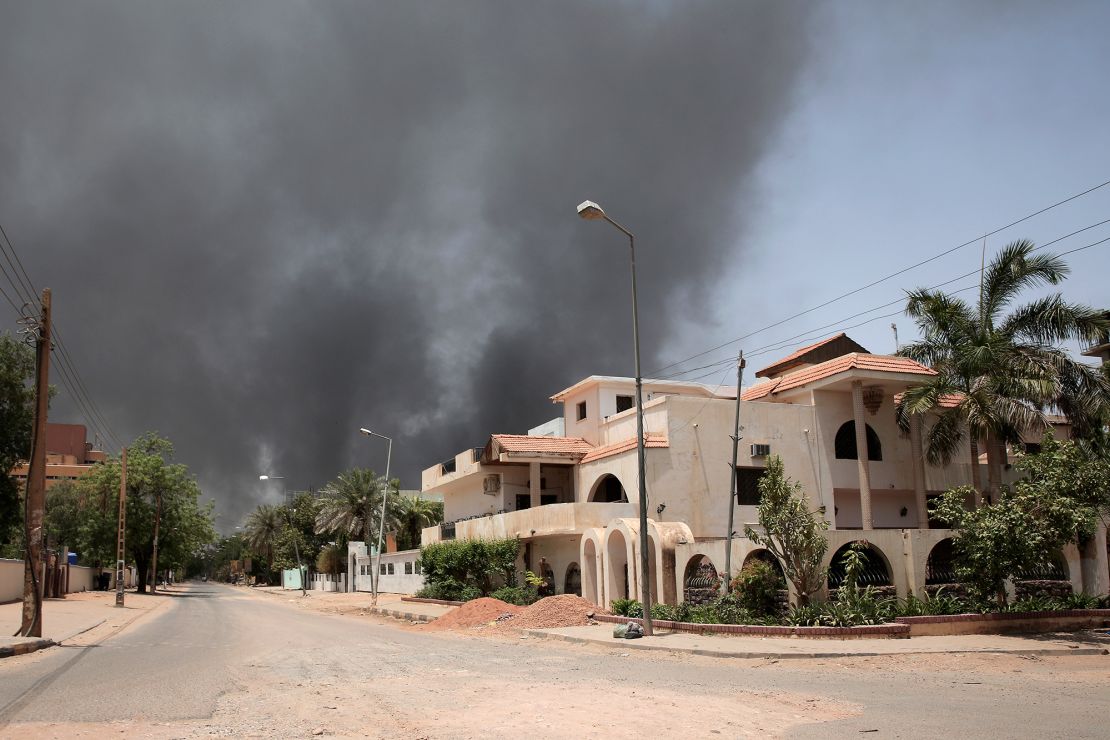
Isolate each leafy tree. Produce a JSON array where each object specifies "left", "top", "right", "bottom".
[
  {"left": 316, "top": 543, "right": 345, "bottom": 575},
  {"left": 932, "top": 435, "right": 1109, "bottom": 606},
  {"left": 393, "top": 494, "right": 443, "bottom": 551},
  {"left": 270, "top": 492, "right": 327, "bottom": 573},
  {"left": 244, "top": 504, "right": 284, "bottom": 582},
  {"left": 898, "top": 240, "right": 1110, "bottom": 503},
  {"left": 0, "top": 333, "right": 35, "bottom": 555},
  {"left": 315, "top": 468, "right": 398, "bottom": 549},
  {"left": 744, "top": 456, "right": 828, "bottom": 606},
  {"left": 121, "top": 434, "right": 215, "bottom": 591}
]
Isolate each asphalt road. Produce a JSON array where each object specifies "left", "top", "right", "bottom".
[{"left": 1, "top": 583, "right": 1107, "bottom": 738}]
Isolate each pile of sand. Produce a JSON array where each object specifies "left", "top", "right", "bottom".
[
  {"left": 497, "top": 594, "right": 607, "bottom": 631},
  {"left": 425, "top": 597, "right": 522, "bottom": 630}
]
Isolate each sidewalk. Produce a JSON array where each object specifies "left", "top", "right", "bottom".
[
  {"left": 250, "top": 586, "right": 455, "bottom": 622},
  {"left": 524, "top": 622, "right": 1110, "bottom": 659},
  {"left": 0, "top": 588, "right": 171, "bottom": 658}
]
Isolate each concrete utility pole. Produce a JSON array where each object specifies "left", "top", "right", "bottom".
[
  {"left": 723, "top": 351, "right": 745, "bottom": 594},
  {"left": 116, "top": 448, "right": 128, "bottom": 607},
  {"left": 20, "top": 288, "right": 51, "bottom": 638}
]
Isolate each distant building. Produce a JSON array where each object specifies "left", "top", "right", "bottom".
[{"left": 11, "top": 423, "right": 107, "bottom": 490}]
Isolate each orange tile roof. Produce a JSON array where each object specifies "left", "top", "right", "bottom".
[
  {"left": 893, "top": 391, "right": 963, "bottom": 409},
  {"left": 742, "top": 354, "right": 935, "bottom": 400},
  {"left": 580, "top": 433, "right": 668, "bottom": 464},
  {"left": 490, "top": 434, "right": 593, "bottom": 456}
]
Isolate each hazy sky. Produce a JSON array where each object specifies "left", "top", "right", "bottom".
[{"left": 2, "top": 1, "right": 1107, "bottom": 530}]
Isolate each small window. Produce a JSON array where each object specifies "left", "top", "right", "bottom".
[
  {"left": 415, "top": 561, "right": 423, "bottom": 575},
  {"left": 540, "top": 494, "right": 557, "bottom": 506},
  {"left": 577, "top": 401, "right": 587, "bottom": 421},
  {"left": 387, "top": 563, "right": 395, "bottom": 575},
  {"left": 379, "top": 563, "right": 386, "bottom": 575},
  {"left": 735, "top": 467, "right": 767, "bottom": 506},
  {"left": 616, "top": 395, "right": 634, "bottom": 413},
  {"left": 404, "top": 562, "right": 413, "bottom": 575}
]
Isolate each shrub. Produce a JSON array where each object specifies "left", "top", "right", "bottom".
[
  {"left": 490, "top": 585, "right": 540, "bottom": 606},
  {"left": 610, "top": 598, "right": 642, "bottom": 618},
  {"left": 730, "top": 560, "right": 784, "bottom": 616},
  {"left": 417, "top": 537, "right": 520, "bottom": 600},
  {"left": 897, "top": 589, "right": 971, "bottom": 617}
]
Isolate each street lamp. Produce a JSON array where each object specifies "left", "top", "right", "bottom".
[
  {"left": 258, "top": 474, "right": 306, "bottom": 596},
  {"left": 359, "top": 427, "right": 393, "bottom": 606},
  {"left": 577, "top": 199, "right": 653, "bottom": 636}
]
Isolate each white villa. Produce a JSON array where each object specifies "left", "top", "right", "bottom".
[{"left": 414, "top": 333, "right": 1110, "bottom": 607}]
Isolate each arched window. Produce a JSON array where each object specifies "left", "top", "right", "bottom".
[{"left": 834, "top": 421, "right": 882, "bottom": 461}]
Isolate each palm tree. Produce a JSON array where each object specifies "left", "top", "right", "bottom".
[
  {"left": 244, "top": 504, "right": 284, "bottom": 582},
  {"left": 393, "top": 495, "right": 444, "bottom": 550},
  {"left": 898, "top": 240, "right": 1110, "bottom": 504},
  {"left": 314, "top": 468, "right": 398, "bottom": 547}
]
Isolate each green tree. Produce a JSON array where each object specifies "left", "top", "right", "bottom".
[
  {"left": 393, "top": 495, "right": 443, "bottom": 551},
  {"left": 898, "top": 240, "right": 1110, "bottom": 503},
  {"left": 316, "top": 543, "right": 345, "bottom": 576},
  {"left": 270, "top": 492, "right": 327, "bottom": 573},
  {"left": 244, "top": 504, "right": 284, "bottom": 582},
  {"left": 314, "top": 468, "right": 398, "bottom": 549},
  {"left": 0, "top": 333, "right": 36, "bottom": 555},
  {"left": 744, "top": 456, "right": 828, "bottom": 606},
  {"left": 932, "top": 435, "right": 1109, "bottom": 606}
]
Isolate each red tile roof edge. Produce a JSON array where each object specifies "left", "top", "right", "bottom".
[
  {"left": 743, "top": 353, "right": 935, "bottom": 400},
  {"left": 754, "top": 333, "right": 848, "bottom": 377},
  {"left": 580, "top": 433, "right": 668, "bottom": 464}
]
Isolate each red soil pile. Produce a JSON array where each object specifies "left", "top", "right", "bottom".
[
  {"left": 425, "top": 597, "right": 522, "bottom": 631},
  {"left": 499, "top": 594, "right": 608, "bottom": 631}
]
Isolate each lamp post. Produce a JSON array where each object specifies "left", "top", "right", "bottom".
[
  {"left": 577, "top": 199, "right": 653, "bottom": 636},
  {"left": 259, "top": 475, "right": 305, "bottom": 596},
  {"left": 359, "top": 427, "right": 393, "bottom": 606}
]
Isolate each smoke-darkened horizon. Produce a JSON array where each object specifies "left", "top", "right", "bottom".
[{"left": 0, "top": 1, "right": 817, "bottom": 527}]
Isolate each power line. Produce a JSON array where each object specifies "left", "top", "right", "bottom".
[
  {"left": 652, "top": 229, "right": 1110, "bottom": 381},
  {"left": 648, "top": 178, "right": 1110, "bottom": 378},
  {"left": 0, "top": 220, "right": 126, "bottom": 450}
]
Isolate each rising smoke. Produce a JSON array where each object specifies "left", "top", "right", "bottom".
[{"left": 0, "top": 1, "right": 816, "bottom": 527}]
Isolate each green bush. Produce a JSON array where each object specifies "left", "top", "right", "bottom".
[
  {"left": 610, "top": 598, "right": 642, "bottom": 618},
  {"left": 730, "top": 560, "right": 784, "bottom": 616},
  {"left": 490, "top": 585, "right": 539, "bottom": 606},
  {"left": 417, "top": 537, "right": 520, "bottom": 601},
  {"left": 897, "top": 590, "right": 971, "bottom": 617}
]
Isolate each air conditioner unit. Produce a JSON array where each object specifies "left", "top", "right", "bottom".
[
  {"left": 482, "top": 475, "right": 501, "bottom": 495},
  {"left": 750, "top": 443, "right": 770, "bottom": 457}
]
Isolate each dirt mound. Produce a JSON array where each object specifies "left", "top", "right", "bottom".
[
  {"left": 425, "top": 597, "right": 522, "bottom": 631},
  {"left": 503, "top": 594, "right": 607, "bottom": 631}
]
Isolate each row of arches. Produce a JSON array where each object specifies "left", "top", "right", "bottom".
[{"left": 681, "top": 539, "right": 1075, "bottom": 602}]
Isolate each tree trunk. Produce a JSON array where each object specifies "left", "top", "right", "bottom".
[
  {"left": 969, "top": 435, "right": 983, "bottom": 507},
  {"left": 985, "top": 434, "right": 1004, "bottom": 505},
  {"left": 135, "top": 552, "right": 150, "bottom": 593}
]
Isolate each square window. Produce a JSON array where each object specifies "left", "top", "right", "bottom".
[
  {"left": 577, "top": 401, "right": 587, "bottom": 421},
  {"left": 379, "top": 563, "right": 386, "bottom": 575},
  {"left": 405, "top": 562, "right": 413, "bottom": 575},
  {"left": 735, "top": 467, "right": 767, "bottom": 506},
  {"left": 616, "top": 395, "right": 634, "bottom": 413},
  {"left": 387, "top": 563, "right": 395, "bottom": 575}
]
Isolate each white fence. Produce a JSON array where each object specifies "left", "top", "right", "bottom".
[
  {"left": 310, "top": 573, "right": 347, "bottom": 592},
  {"left": 0, "top": 558, "right": 135, "bottom": 603}
]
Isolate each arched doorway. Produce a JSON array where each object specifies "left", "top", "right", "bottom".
[
  {"left": 742, "top": 549, "right": 786, "bottom": 584},
  {"left": 582, "top": 538, "right": 600, "bottom": 604},
  {"left": 682, "top": 555, "right": 719, "bottom": 605},
  {"left": 827, "top": 542, "right": 892, "bottom": 591},
  {"left": 1015, "top": 550, "right": 1074, "bottom": 600},
  {"left": 565, "top": 562, "right": 582, "bottom": 597},
  {"left": 606, "top": 530, "right": 630, "bottom": 603},
  {"left": 925, "top": 538, "right": 957, "bottom": 588},
  {"left": 590, "top": 474, "right": 628, "bottom": 503}
]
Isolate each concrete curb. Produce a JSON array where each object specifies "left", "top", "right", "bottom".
[
  {"left": 54, "top": 618, "right": 107, "bottom": 644},
  {"left": 0, "top": 638, "right": 55, "bottom": 659},
  {"left": 369, "top": 607, "right": 436, "bottom": 623},
  {"left": 520, "top": 629, "right": 1110, "bottom": 660}
]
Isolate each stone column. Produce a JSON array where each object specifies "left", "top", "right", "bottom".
[
  {"left": 909, "top": 414, "right": 929, "bottom": 528},
  {"left": 851, "top": 381, "right": 874, "bottom": 529},
  {"left": 529, "top": 462, "right": 541, "bottom": 509}
]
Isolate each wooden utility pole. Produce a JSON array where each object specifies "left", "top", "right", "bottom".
[
  {"left": 20, "top": 288, "right": 50, "bottom": 637},
  {"left": 115, "top": 448, "right": 128, "bottom": 607}
]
